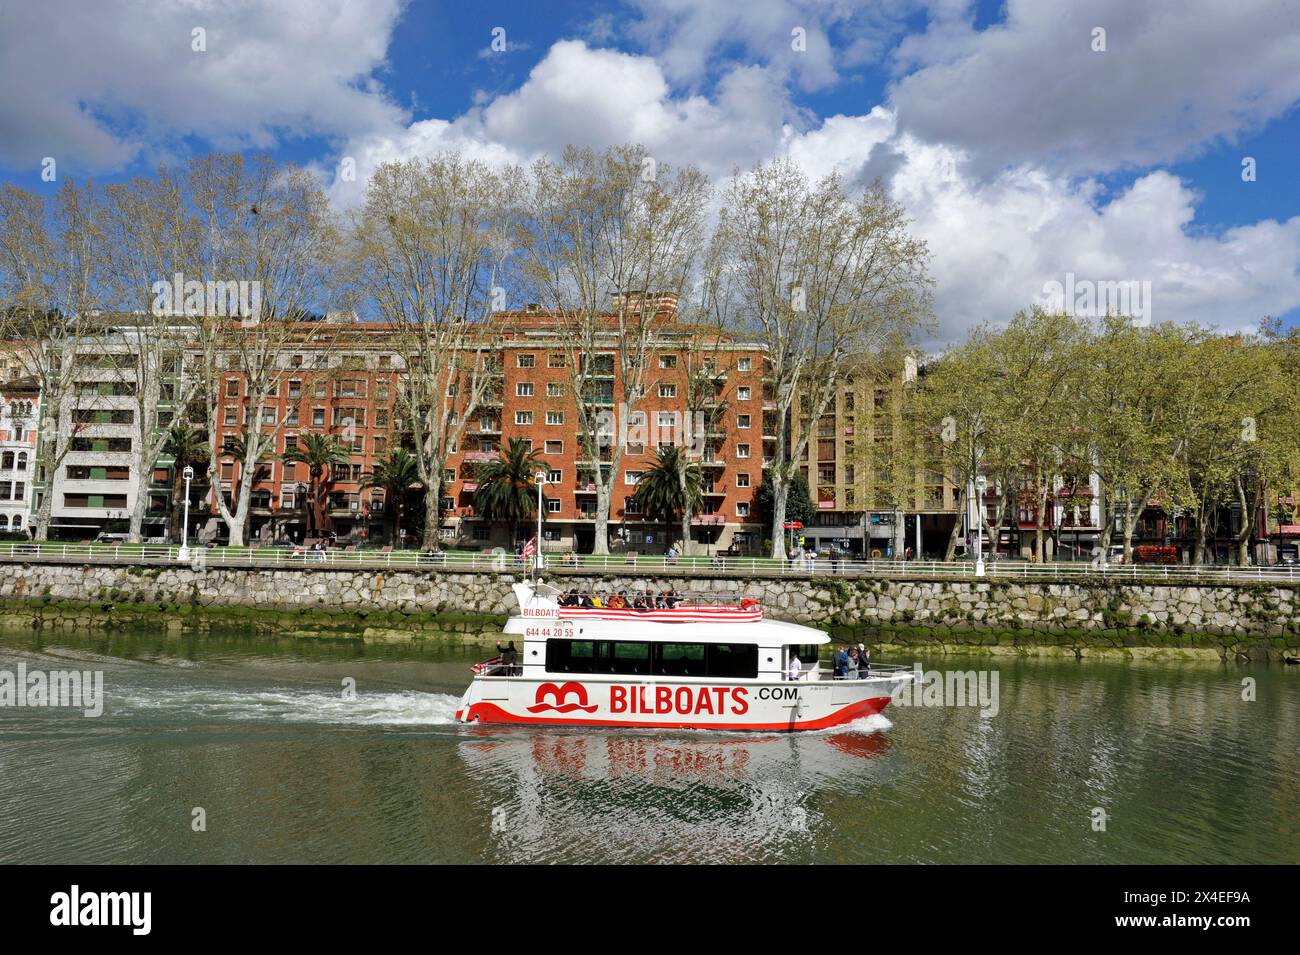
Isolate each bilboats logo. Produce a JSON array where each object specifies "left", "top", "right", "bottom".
[{"left": 528, "top": 681, "right": 597, "bottom": 714}]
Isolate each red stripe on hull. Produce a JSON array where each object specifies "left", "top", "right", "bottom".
[{"left": 459, "top": 696, "right": 892, "bottom": 732}]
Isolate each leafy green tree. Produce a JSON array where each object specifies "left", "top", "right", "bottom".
[
  {"left": 161, "top": 420, "right": 209, "bottom": 544},
  {"left": 360, "top": 447, "right": 423, "bottom": 546},
  {"left": 633, "top": 445, "right": 702, "bottom": 552},
  {"left": 474, "top": 438, "right": 545, "bottom": 547},
  {"left": 282, "top": 433, "right": 351, "bottom": 539}
]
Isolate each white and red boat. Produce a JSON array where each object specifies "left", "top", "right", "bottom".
[{"left": 455, "top": 581, "right": 914, "bottom": 731}]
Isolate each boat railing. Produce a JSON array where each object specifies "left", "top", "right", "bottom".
[{"left": 797, "top": 662, "right": 913, "bottom": 681}]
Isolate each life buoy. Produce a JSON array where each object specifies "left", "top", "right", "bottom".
[{"left": 870, "top": 548, "right": 882, "bottom": 559}]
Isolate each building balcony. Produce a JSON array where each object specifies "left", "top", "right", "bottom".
[{"left": 702, "top": 485, "right": 727, "bottom": 496}]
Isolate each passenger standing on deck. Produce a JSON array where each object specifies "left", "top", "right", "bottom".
[
  {"left": 833, "top": 645, "right": 848, "bottom": 678},
  {"left": 787, "top": 653, "right": 802, "bottom": 681},
  {"left": 844, "top": 647, "right": 859, "bottom": 680},
  {"left": 858, "top": 643, "right": 870, "bottom": 676},
  {"left": 496, "top": 641, "right": 518, "bottom": 676}
]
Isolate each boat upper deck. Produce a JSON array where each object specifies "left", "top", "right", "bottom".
[{"left": 505, "top": 582, "right": 829, "bottom": 645}]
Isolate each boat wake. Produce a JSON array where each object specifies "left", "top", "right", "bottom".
[{"left": 112, "top": 686, "right": 464, "bottom": 726}]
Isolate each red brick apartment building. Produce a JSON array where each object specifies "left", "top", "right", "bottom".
[{"left": 205, "top": 297, "right": 768, "bottom": 553}]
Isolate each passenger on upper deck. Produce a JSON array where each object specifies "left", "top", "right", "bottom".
[{"left": 496, "top": 641, "right": 518, "bottom": 676}]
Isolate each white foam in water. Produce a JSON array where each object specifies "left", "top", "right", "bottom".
[
  {"left": 827, "top": 713, "right": 894, "bottom": 735},
  {"left": 115, "top": 687, "right": 463, "bottom": 725}
]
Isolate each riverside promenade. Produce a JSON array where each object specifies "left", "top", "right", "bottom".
[{"left": 0, "top": 543, "right": 1297, "bottom": 659}]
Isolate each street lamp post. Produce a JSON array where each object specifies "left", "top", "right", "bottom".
[
  {"left": 974, "top": 475, "right": 987, "bottom": 577},
  {"left": 177, "top": 465, "right": 194, "bottom": 560},
  {"left": 535, "top": 470, "right": 546, "bottom": 574}
]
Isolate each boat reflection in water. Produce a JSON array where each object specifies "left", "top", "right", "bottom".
[{"left": 457, "top": 720, "right": 895, "bottom": 863}]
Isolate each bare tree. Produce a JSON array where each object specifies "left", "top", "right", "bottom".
[
  {"left": 98, "top": 166, "right": 205, "bottom": 542},
  {"left": 187, "top": 155, "right": 340, "bottom": 546},
  {"left": 713, "top": 161, "right": 932, "bottom": 558},
  {"left": 518, "top": 145, "right": 709, "bottom": 555},
  {"left": 343, "top": 154, "right": 511, "bottom": 550},
  {"left": 0, "top": 181, "right": 111, "bottom": 541}
]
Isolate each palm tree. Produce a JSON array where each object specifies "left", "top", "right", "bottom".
[
  {"left": 281, "top": 433, "right": 351, "bottom": 539},
  {"left": 360, "top": 448, "right": 423, "bottom": 546},
  {"left": 474, "top": 438, "right": 545, "bottom": 548},
  {"left": 633, "top": 445, "right": 703, "bottom": 553},
  {"left": 162, "top": 421, "right": 209, "bottom": 544}
]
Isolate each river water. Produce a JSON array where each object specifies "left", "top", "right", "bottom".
[{"left": 0, "top": 622, "right": 1296, "bottom": 864}]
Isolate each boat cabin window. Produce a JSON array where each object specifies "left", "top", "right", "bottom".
[
  {"left": 545, "top": 639, "right": 757, "bottom": 679},
  {"left": 787, "top": 644, "right": 820, "bottom": 665},
  {"left": 610, "top": 642, "right": 652, "bottom": 674},
  {"left": 705, "top": 644, "right": 758, "bottom": 678},
  {"left": 656, "top": 643, "right": 705, "bottom": 677}
]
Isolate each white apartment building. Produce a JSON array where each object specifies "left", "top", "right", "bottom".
[{"left": 0, "top": 373, "right": 39, "bottom": 536}]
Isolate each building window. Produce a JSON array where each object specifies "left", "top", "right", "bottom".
[
  {"left": 515, "top": 410, "right": 533, "bottom": 425},
  {"left": 472, "top": 524, "right": 491, "bottom": 541},
  {"left": 314, "top": 381, "right": 327, "bottom": 398},
  {"left": 659, "top": 383, "right": 676, "bottom": 398},
  {"left": 625, "top": 471, "right": 642, "bottom": 485},
  {"left": 547, "top": 469, "right": 561, "bottom": 483},
  {"left": 545, "top": 440, "right": 563, "bottom": 455},
  {"left": 737, "top": 357, "right": 752, "bottom": 372},
  {"left": 223, "top": 407, "right": 237, "bottom": 426},
  {"left": 444, "top": 469, "right": 456, "bottom": 484},
  {"left": 737, "top": 414, "right": 751, "bottom": 429},
  {"left": 736, "top": 473, "right": 750, "bottom": 488},
  {"left": 517, "top": 354, "right": 535, "bottom": 368},
  {"left": 288, "top": 380, "right": 301, "bottom": 399},
  {"left": 312, "top": 408, "right": 325, "bottom": 426},
  {"left": 657, "top": 412, "right": 676, "bottom": 428},
  {"left": 737, "top": 386, "right": 751, "bottom": 401},
  {"left": 546, "top": 382, "right": 564, "bottom": 398},
  {"left": 547, "top": 498, "right": 561, "bottom": 513},
  {"left": 737, "top": 502, "right": 750, "bottom": 518},
  {"left": 516, "top": 382, "right": 534, "bottom": 397},
  {"left": 224, "top": 379, "right": 239, "bottom": 397},
  {"left": 548, "top": 354, "right": 566, "bottom": 368},
  {"left": 546, "top": 410, "right": 564, "bottom": 425},
  {"left": 737, "top": 444, "right": 750, "bottom": 458}
]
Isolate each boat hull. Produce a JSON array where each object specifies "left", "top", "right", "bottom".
[{"left": 455, "top": 675, "right": 907, "bottom": 732}]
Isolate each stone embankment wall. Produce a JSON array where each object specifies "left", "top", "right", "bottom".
[{"left": 0, "top": 559, "right": 1296, "bottom": 658}]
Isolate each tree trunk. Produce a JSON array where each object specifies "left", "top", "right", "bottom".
[
  {"left": 33, "top": 490, "right": 53, "bottom": 542},
  {"left": 1034, "top": 484, "right": 1048, "bottom": 561},
  {"left": 128, "top": 463, "right": 151, "bottom": 543},
  {"left": 1096, "top": 484, "right": 1112, "bottom": 561},
  {"left": 169, "top": 470, "right": 183, "bottom": 543},
  {"left": 420, "top": 479, "right": 441, "bottom": 550},
  {"left": 944, "top": 485, "right": 967, "bottom": 561},
  {"left": 768, "top": 479, "right": 789, "bottom": 559},
  {"left": 1235, "top": 476, "right": 1253, "bottom": 566},
  {"left": 593, "top": 483, "right": 611, "bottom": 556}
]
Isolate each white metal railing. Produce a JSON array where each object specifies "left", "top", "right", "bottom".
[{"left": 0, "top": 542, "right": 1297, "bottom": 583}]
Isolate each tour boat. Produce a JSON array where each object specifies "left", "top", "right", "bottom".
[{"left": 455, "top": 581, "right": 915, "bottom": 731}]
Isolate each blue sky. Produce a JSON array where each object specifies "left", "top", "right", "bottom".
[{"left": 2, "top": 0, "right": 1298, "bottom": 341}]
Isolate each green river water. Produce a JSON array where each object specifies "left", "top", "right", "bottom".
[{"left": 0, "top": 621, "right": 1296, "bottom": 864}]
